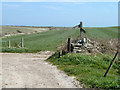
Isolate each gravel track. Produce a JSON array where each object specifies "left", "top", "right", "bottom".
[{"left": 1, "top": 51, "right": 82, "bottom": 88}]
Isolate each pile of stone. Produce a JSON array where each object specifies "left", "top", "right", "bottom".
[{"left": 71, "top": 38, "right": 102, "bottom": 54}]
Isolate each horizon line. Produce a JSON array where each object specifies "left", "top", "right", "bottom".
[{"left": 1, "top": 25, "right": 119, "bottom": 28}]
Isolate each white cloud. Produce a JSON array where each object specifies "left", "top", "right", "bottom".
[{"left": 1, "top": 0, "right": 120, "bottom": 2}]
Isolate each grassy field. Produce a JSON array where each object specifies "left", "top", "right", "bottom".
[
  {"left": 1, "top": 26, "right": 37, "bottom": 35},
  {"left": 47, "top": 53, "right": 120, "bottom": 89},
  {"left": 1, "top": 26, "right": 119, "bottom": 89},
  {"left": 84, "top": 27, "right": 118, "bottom": 39},
  {"left": 1, "top": 28, "right": 79, "bottom": 52},
  {"left": 1, "top": 26, "right": 118, "bottom": 52},
  {"left": 1, "top": 26, "right": 70, "bottom": 36}
]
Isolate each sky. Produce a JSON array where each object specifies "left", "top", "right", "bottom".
[{"left": 2, "top": 2, "right": 118, "bottom": 27}]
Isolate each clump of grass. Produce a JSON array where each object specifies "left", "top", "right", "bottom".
[
  {"left": 1, "top": 47, "right": 29, "bottom": 53},
  {"left": 47, "top": 53, "right": 120, "bottom": 89}
]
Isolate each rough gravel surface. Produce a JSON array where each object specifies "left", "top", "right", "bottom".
[{"left": 1, "top": 51, "right": 82, "bottom": 88}]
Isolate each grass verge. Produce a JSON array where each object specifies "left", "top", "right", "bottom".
[
  {"left": 47, "top": 53, "right": 120, "bottom": 89},
  {"left": 1, "top": 47, "right": 29, "bottom": 53}
]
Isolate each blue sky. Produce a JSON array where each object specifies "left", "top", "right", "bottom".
[{"left": 2, "top": 2, "right": 118, "bottom": 27}]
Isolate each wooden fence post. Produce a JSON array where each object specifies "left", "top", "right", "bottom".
[
  {"left": 80, "top": 21, "right": 82, "bottom": 38},
  {"left": 80, "top": 21, "right": 82, "bottom": 29},
  {"left": 21, "top": 38, "right": 24, "bottom": 48},
  {"left": 67, "top": 38, "right": 71, "bottom": 53},
  {"left": 71, "top": 44, "right": 74, "bottom": 52},
  {"left": 104, "top": 51, "right": 118, "bottom": 77},
  {"left": 58, "top": 52, "right": 61, "bottom": 58},
  {"left": 8, "top": 40, "right": 10, "bottom": 48}
]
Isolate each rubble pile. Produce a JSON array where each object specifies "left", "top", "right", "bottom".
[{"left": 71, "top": 38, "right": 103, "bottom": 54}]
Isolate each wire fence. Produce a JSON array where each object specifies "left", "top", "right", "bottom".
[
  {"left": 1, "top": 33, "right": 47, "bottom": 49},
  {"left": 1, "top": 37, "right": 24, "bottom": 48}
]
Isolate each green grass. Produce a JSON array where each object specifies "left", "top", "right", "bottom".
[
  {"left": 47, "top": 53, "right": 120, "bottom": 89},
  {"left": 0, "top": 47, "right": 28, "bottom": 53},
  {"left": 1, "top": 29, "right": 80, "bottom": 52},
  {"left": 84, "top": 27, "right": 118, "bottom": 39},
  {"left": 1, "top": 26, "right": 118, "bottom": 53}
]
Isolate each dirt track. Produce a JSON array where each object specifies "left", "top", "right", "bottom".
[{"left": 1, "top": 51, "right": 81, "bottom": 88}]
